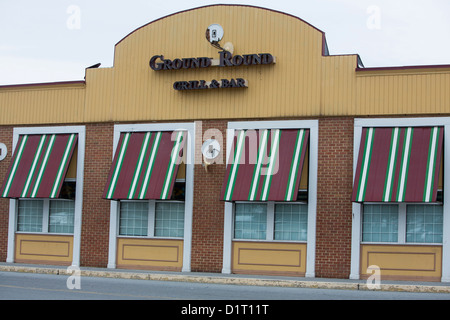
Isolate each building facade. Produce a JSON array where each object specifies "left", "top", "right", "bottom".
[{"left": 0, "top": 4, "right": 449, "bottom": 282}]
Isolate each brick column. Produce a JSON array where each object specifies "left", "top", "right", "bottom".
[
  {"left": 191, "top": 120, "right": 227, "bottom": 272},
  {"left": 80, "top": 123, "right": 114, "bottom": 267},
  {"left": 316, "top": 117, "right": 354, "bottom": 278},
  {"left": 0, "top": 126, "right": 13, "bottom": 262}
]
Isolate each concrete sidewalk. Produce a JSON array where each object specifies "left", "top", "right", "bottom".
[{"left": 1, "top": 262, "right": 450, "bottom": 294}]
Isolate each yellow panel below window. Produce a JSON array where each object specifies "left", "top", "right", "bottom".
[
  {"left": 15, "top": 233, "right": 73, "bottom": 265},
  {"left": 360, "top": 244, "right": 442, "bottom": 282},
  {"left": 232, "top": 241, "right": 306, "bottom": 276},
  {"left": 116, "top": 238, "right": 183, "bottom": 271}
]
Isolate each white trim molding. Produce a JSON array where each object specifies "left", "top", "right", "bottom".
[
  {"left": 6, "top": 125, "right": 86, "bottom": 267},
  {"left": 222, "top": 120, "right": 318, "bottom": 277},
  {"left": 351, "top": 117, "right": 450, "bottom": 282},
  {"left": 106, "top": 122, "right": 195, "bottom": 272}
]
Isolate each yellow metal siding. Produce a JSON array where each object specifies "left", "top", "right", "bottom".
[
  {"left": 84, "top": 68, "right": 114, "bottom": 122},
  {"left": 0, "top": 83, "right": 85, "bottom": 125},
  {"left": 356, "top": 69, "right": 450, "bottom": 116},
  {"left": 321, "top": 55, "right": 357, "bottom": 116},
  {"left": 110, "top": 5, "right": 324, "bottom": 121}
]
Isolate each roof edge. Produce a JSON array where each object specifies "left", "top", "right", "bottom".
[
  {"left": 0, "top": 80, "right": 86, "bottom": 90},
  {"left": 356, "top": 64, "right": 450, "bottom": 73},
  {"left": 114, "top": 4, "right": 329, "bottom": 55}
]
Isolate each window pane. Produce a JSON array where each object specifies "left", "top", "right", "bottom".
[
  {"left": 274, "top": 203, "right": 308, "bottom": 241},
  {"left": 362, "top": 204, "right": 398, "bottom": 242},
  {"left": 155, "top": 202, "right": 185, "bottom": 238},
  {"left": 17, "top": 200, "right": 43, "bottom": 232},
  {"left": 406, "top": 205, "right": 443, "bottom": 243},
  {"left": 119, "top": 202, "right": 148, "bottom": 236},
  {"left": 234, "top": 203, "right": 267, "bottom": 240},
  {"left": 49, "top": 200, "right": 75, "bottom": 233}
]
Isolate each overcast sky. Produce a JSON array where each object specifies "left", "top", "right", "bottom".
[{"left": 1, "top": 0, "right": 449, "bottom": 85}]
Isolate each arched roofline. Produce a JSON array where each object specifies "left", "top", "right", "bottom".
[{"left": 114, "top": 4, "right": 330, "bottom": 56}]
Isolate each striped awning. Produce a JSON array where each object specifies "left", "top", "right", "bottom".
[
  {"left": 352, "top": 126, "right": 443, "bottom": 203},
  {"left": 1, "top": 133, "right": 77, "bottom": 198},
  {"left": 221, "top": 129, "right": 309, "bottom": 201},
  {"left": 103, "top": 131, "right": 185, "bottom": 200}
]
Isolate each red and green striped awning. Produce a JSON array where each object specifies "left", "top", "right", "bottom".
[
  {"left": 221, "top": 129, "right": 309, "bottom": 201},
  {"left": 352, "top": 126, "right": 443, "bottom": 203},
  {"left": 1, "top": 133, "right": 77, "bottom": 198},
  {"left": 103, "top": 131, "right": 185, "bottom": 200}
]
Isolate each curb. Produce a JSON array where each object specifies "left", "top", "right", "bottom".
[{"left": 2, "top": 265, "right": 450, "bottom": 294}]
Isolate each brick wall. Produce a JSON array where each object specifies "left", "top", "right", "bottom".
[
  {"left": 191, "top": 120, "right": 227, "bottom": 272},
  {"left": 0, "top": 118, "right": 357, "bottom": 278},
  {"left": 191, "top": 117, "right": 356, "bottom": 277},
  {"left": 316, "top": 117, "right": 354, "bottom": 278},
  {"left": 0, "top": 123, "right": 114, "bottom": 266},
  {"left": 80, "top": 123, "right": 113, "bottom": 267},
  {"left": 0, "top": 126, "right": 13, "bottom": 262}
]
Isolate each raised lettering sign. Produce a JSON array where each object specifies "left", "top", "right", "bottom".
[
  {"left": 150, "top": 50, "right": 273, "bottom": 92},
  {"left": 173, "top": 78, "right": 248, "bottom": 91},
  {"left": 150, "top": 51, "right": 275, "bottom": 71},
  {"left": 218, "top": 51, "right": 274, "bottom": 67},
  {"left": 150, "top": 55, "right": 212, "bottom": 71}
]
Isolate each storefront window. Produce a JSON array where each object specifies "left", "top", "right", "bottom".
[
  {"left": 406, "top": 204, "right": 443, "bottom": 243},
  {"left": 155, "top": 202, "right": 185, "bottom": 237},
  {"left": 274, "top": 203, "right": 308, "bottom": 241},
  {"left": 118, "top": 201, "right": 185, "bottom": 238},
  {"left": 17, "top": 200, "right": 43, "bottom": 232},
  {"left": 119, "top": 202, "right": 149, "bottom": 236},
  {"left": 49, "top": 200, "right": 75, "bottom": 233},
  {"left": 17, "top": 197, "right": 75, "bottom": 234},
  {"left": 234, "top": 202, "right": 308, "bottom": 241},
  {"left": 234, "top": 203, "right": 267, "bottom": 240},
  {"left": 362, "top": 204, "right": 398, "bottom": 242},
  {"left": 362, "top": 203, "right": 444, "bottom": 244}
]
